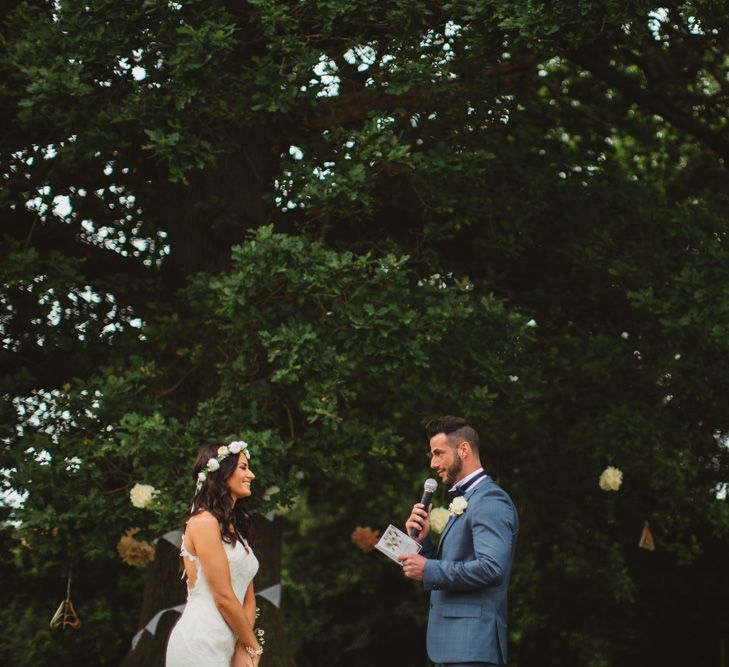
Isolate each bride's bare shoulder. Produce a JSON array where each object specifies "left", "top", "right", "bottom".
[{"left": 187, "top": 511, "right": 219, "bottom": 532}]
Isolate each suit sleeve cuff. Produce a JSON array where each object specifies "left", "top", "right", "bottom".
[{"left": 423, "top": 559, "right": 443, "bottom": 591}]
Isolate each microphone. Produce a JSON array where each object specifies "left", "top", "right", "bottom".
[{"left": 411, "top": 478, "right": 438, "bottom": 538}]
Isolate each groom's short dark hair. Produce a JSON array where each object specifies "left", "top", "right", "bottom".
[{"left": 425, "top": 415, "right": 480, "bottom": 454}]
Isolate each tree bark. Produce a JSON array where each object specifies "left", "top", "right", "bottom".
[
  {"left": 156, "top": 127, "right": 281, "bottom": 281},
  {"left": 253, "top": 515, "right": 295, "bottom": 667}
]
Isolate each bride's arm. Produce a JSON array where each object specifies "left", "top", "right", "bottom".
[
  {"left": 232, "top": 582, "right": 258, "bottom": 666},
  {"left": 189, "top": 513, "right": 262, "bottom": 656},
  {"left": 243, "top": 582, "right": 256, "bottom": 628}
]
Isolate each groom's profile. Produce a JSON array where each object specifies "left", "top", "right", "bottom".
[{"left": 400, "top": 416, "right": 519, "bottom": 667}]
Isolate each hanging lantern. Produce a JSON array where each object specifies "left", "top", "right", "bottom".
[
  {"left": 638, "top": 522, "right": 655, "bottom": 551},
  {"left": 50, "top": 575, "right": 80, "bottom": 629}
]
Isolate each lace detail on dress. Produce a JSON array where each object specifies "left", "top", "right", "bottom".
[
  {"left": 180, "top": 541, "right": 199, "bottom": 564},
  {"left": 179, "top": 538, "right": 200, "bottom": 585}
]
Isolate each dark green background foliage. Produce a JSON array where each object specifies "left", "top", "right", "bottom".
[{"left": 2, "top": 1, "right": 729, "bottom": 666}]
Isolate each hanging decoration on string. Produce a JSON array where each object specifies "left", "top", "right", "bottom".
[
  {"left": 50, "top": 574, "right": 80, "bottom": 629},
  {"left": 638, "top": 521, "right": 655, "bottom": 551}
]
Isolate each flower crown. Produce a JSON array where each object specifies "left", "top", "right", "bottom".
[{"left": 196, "top": 440, "right": 251, "bottom": 491}]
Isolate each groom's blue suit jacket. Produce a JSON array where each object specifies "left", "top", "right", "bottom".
[{"left": 421, "top": 477, "right": 519, "bottom": 665}]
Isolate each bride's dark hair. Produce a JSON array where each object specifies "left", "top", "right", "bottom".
[{"left": 187, "top": 442, "right": 255, "bottom": 547}]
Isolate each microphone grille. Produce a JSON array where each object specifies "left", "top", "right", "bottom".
[{"left": 423, "top": 478, "right": 438, "bottom": 493}]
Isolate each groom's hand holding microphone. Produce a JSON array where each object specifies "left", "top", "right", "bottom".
[{"left": 400, "top": 478, "right": 437, "bottom": 580}]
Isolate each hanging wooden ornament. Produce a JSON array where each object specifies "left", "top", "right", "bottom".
[
  {"left": 50, "top": 575, "right": 80, "bottom": 629},
  {"left": 638, "top": 521, "right": 655, "bottom": 551}
]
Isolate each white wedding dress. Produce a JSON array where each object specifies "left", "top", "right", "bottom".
[{"left": 166, "top": 536, "right": 259, "bottom": 667}]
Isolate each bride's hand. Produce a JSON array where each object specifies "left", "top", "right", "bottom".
[{"left": 231, "top": 644, "right": 253, "bottom": 667}]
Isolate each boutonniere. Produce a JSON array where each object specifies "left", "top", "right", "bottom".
[{"left": 448, "top": 496, "right": 468, "bottom": 516}]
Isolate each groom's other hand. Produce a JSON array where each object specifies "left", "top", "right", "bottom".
[
  {"left": 405, "top": 502, "right": 431, "bottom": 542},
  {"left": 399, "top": 553, "right": 427, "bottom": 580}
]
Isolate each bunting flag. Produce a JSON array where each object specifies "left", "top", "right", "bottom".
[
  {"left": 256, "top": 584, "right": 282, "bottom": 608},
  {"left": 130, "top": 585, "right": 283, "bottom": 650},
  {"left": 50, "top": 576, "right": 80, "bottom": 629},
  {"left": 131, "top": 604, "right": 186, "bottom": 650},
  {"left": 159, "top": 530, "right": 183, "bottom": 547},
  {"left": 638, "top": 522, "right": 656, "bottom": 551}
]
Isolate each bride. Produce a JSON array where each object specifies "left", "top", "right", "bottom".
[{"left": 166, "top": 441, "right": 262, "bottom": 667}]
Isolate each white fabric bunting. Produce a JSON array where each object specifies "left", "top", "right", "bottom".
[
  {"left": 131, "top": 604, "right": 186, "bottom": 650},
  {"left": 159, "top": 530, "right": 183, "bottom": 547},
  {"left": 255, "top": 584, "right": 282, "bottom": 608}
]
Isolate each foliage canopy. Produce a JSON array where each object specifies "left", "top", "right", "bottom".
[{"left": 2, "top": 1, "right": 729, "bottom": 665}]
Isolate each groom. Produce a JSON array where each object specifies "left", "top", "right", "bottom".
[{"left": 401, "top": 416, "right": 519, "bottom": 667}]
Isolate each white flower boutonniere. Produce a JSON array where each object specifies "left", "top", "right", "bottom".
[{"left": 448, "top": 496, "right": 468, "bottom": 516}]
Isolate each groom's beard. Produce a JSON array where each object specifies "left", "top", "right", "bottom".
[{"left": 444, "top": 455, "right": 463, "bottom": 486}]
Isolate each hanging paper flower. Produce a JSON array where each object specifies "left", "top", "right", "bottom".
[
  {"left": 129, "top": 483, "right": 158, "bottom": 508},
  {"left": 599, "top": 466, "right": 623, "bottom": 491},
  {"left": 351, "top": 526, "right": 380, "bottom": 551},
  {"left": 429, "top": 507, "right": 451, "bottom": 534},
  {"left": 117, "top": 528, "right": 156, "bottom": 566}
]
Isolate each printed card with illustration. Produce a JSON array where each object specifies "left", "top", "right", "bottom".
[{"left": 375, "top": 524, "right": 422, "bottom": 564}]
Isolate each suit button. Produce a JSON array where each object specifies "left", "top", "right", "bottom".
[{"left": 429, "top": 603, "right": 433, "bottom": 609}]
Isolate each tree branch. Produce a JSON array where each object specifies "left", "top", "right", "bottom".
[
  {"left": 568, "top": 47, "right": 729, "bottom": 167},
  {"left": 306, "top": 57, "right": 537, "bottom": 131},
  {"left": 4, "top": 211, "right": 162, "bottom": 317}
]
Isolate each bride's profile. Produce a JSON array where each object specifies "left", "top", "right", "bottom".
[{"left": 166, "top": 440, "right": 262, "bottom": 667}]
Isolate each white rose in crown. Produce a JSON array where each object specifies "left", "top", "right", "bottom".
[
  {"left": 228, "top": 440, "right": 251, "bottom": 457},
  {"left": 448, "top": 496, "right": 468, "bottom": 516},
  {"left": 206, "top": 458, "right": 220, "bottom": 472}
]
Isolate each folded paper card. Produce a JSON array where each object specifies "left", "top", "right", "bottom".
[{"left": 375, "top": 524, "right": 422, "bottom": 563}]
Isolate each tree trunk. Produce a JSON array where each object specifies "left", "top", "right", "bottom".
[
  {"left": 253, "top": 515, "right": 295, "bottom": 667},
  {"left": 157, "top": 128, "right": 280, "bottom": 281},
  {"left": 121, "top": 129, "right": 292, "bottom": 667}
]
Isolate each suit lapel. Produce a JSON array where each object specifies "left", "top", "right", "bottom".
[
  {"left": 436, "top": 512, "right": 458, "bottom": 556},
  {"left": 435, "top": 477, "right": 491, "bottom": 557}
]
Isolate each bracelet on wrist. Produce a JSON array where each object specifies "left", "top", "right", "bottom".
[{"left": 244, "top": 644, "right": 263, "bottom": 657}]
